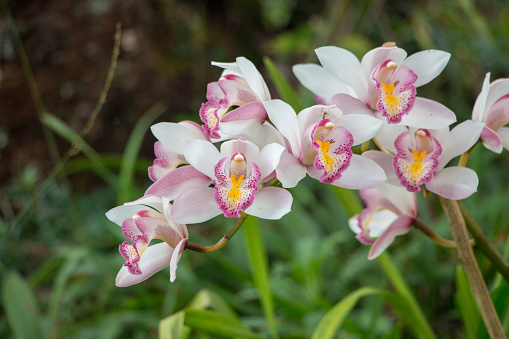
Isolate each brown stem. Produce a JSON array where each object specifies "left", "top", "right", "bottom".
[
  {"left": 413, "top": 218, "right": 462, "bottom": 249},
  {"left": 440, "top": 197, "right": 505, "bottom": 339}
]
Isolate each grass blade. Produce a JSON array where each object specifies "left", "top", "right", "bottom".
[
  {"left": 263, "top": 57, "right": 303, "bottom": 112},
  {"left": 242, "top": 217, "right": 278, "bottom": 338},
  {"left": 117, "top": 103, "right": 166, "bottom": 204},
  {"left": 184, "top": 309, "right": 261, "bottom": 338}
]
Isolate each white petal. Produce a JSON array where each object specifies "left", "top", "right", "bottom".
[
  {"left": 236, "top": 57, "right": 271, "bottom": 101},
  {"left": 124, "top": 196, "right": 164, "bottom": 212},
  {"left": 170, "top": 187, "right": 222, "bottom": 224},
  {"left": 151, "top": 122, "right": 207, "bottom": 154},
  {"left": 106, "top": 205, "right": 150, "bottom": 226},
  {"left": 472, "top": 73, "right": 491, "bottom": 122},
  {"left": 425, "top": 167, "right": 478, "bottom": 200},
  {"left": 116, "top": 243, "right": 173, "bottom": 287},
  {"left": 211, "top": 60, "right": 241, "bottom": 74},
  {"left": 169, "top": 239, "right": 187, "bottom": 282},
  {"left": 264, "top": 99, "right": 302, "bottom": 158},
  {"left": 220, "top": 139, "right": 260, "bottom": 162},
  {"left": 498, "top": 127, "right": 509, "bottom": 151},
  {"left": 368, "top": 215, "right": 413, "bottom": 259},
  {"left": 276, "top": 151, "right": 307, "bottom": 188},
  {"left": 240, "top": 122, "right": 285, "bottom": 149},
  {"left": 331, "top": 94, "right": 375, "bottom": 116},
  {"left": 399, "top": 97, "right": 456, "bottom": 129},
  {"left": 315, "top": 46, "right": 368, "bottom": 99},
  {"left": 400, "top": 50, "right": 450, "bottom": 87},
  {"left": 362, "top": 151, "right": 399, "bottom": 185},
  {"left": 374, "top": 122, "right": 408, "bottom": 154},
  {"left": 257, "top": 143, "right": 285, "bottom": 181},
  {"left": 438, "top": 120, "right": 484, "bottom": 168},
  {"left": 181, "top": 139, "right": 221, "bottom": 179},
  {"left": 361, "top": 47, "right": 407, "bottom": 80},
  {"left": 293, "top": 63, "right": 357, "bottom": 102},
  {"left": 484, "top": 78, "right": 509, "bottom": 119},
  {"left": 367, "top": 210, "right": 400, "bottom": 238},
  {"left": 336, "top": 114, "right": 382, "bottom": 145},
  {"left": 377, "top": 183, "right": 417, "bottom": 217},
  {"left": 245, "top": 187, "right": 292, "bottom": 219},
  {"left": 332, "top": 154, "right": 387, "bottom": 189}
]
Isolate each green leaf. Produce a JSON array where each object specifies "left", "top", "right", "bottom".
[
  {"left": 311, "top": 287, "right": 382, "bottom": 339},
  {"left": 263, "top": 57, "right": 303, "bottom": 112},
  {"left": 188, "top": 289, "right": 238, "bottom": 318},
  {"left": 159, "top": 311, "right": 187, "bottom": 339},
  {"left": 41, "top": 112, "right": 117, "bottom": 185},
  {"left": 242, "top": 217, "right": 278, "bottom": 338},
  {"left": 117, "top": 103, "right": 166, "bottom": 203},
  {"left": 2, "top": 271, "right": 44, "bottom": 339},
  {"left": 184, "top": 309, "right": 261, "bottom": 338},
  {"left": 455, "top": 265, "right": 481, "bottom": 338}
]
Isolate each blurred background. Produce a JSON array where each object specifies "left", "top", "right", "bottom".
[{"left": 1, "top": 0, "right": 509, "bottom": 337}]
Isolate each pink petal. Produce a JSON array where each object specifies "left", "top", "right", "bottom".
[
  {"left": 218, "top": 77, "right": 258, "bottom": 106},
  {"left": 398, "top": 97, "right": 456, "bottom": 129},
  {"left": 360, "top": 47, "right": 407, "bottom": 83},
  {"left": 485, "top": 78, "right": 509, "bottom": 118},
  {"left": 293, "top": 63, "right": 357, "bottom": 102},
  {"left": 170, "top": 187, "right": 222, "bottom": 224},
  {"left": 276, "top": 151, "right": 307, "bottom": 188},
  {"left": 145, "top": 165, "right": 212, "bottom": 200},
  {"left": 332, "top": 154, "right": 387, "bottom": 189},
  {"left": 245, "top": 187, "right": 292, "bottom": 220},
  {"left": 498, "top": 127, "right": 509, "bottom": 151},
  {"left": 480, "top": 126, "right": 503, "bottom": 153},
  {"left": 425, "top": 167, "right": 479, "bottom": 200},
  {"left": 368, "top": 215, "right": 413, "bottom": 259},
  {"left": 219, "top": 102, "right": 267, "bottom": 136},
  {"left": 399, "top": 50, "right": 450, "bottom": 87},
  {"left": 149, "top": 142, "right": 187, "bottom": 182},
  {"left": 116, "top": 242, "right": 174, "bottom": 287},
  {"left": 315, "top": 46, "right": 368, "bottom": 99},
  {"left": 264, "top": 99, "right": 302, "bottom": 158}
]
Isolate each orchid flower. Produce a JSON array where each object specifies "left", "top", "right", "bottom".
[
  {"left": 106, "top": 197, "right": 188, "bottom": 287},
  {"left": 169, "top": 138, "right": 292, "bottom": 224},
  {"left": 472, "top": 73, "right": 509, "bottom": 153},
  {"left": 364, "top": 120, "right": 485, "bottom": 199},
  {"left": 149, "top": 120, "right": 210, "bottom": 182},
  {"left": 263, "top": 99, "right": 386, "bottom": 189},
  {"left": 293, "top": 45, "right": 456, "bottom": 128},
  {"left": 199, "top": 57, "right": 271, "bottom": 139},
  {"left": 349, "top": 183, "right": 417, "bottom": 259}
]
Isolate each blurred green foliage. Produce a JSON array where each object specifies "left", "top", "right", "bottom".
[{"left": 2, "top": 0, "right": 509, "bottom": 338}]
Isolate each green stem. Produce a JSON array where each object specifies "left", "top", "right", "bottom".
[
  {"left": 413, "top": 218, "right": 473, "bottom": 249},
  {"left": 458, "top": 201, "right": 509, "bottom": 285},
  {"left": 185, "top": 212, "right": 248, "bottom": 253},
  {"left": 439, "top": 197, "right": 505, "bottom": 339}
]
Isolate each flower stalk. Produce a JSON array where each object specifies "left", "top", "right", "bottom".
[
  {"left": 412, "top": 218, "right": 463, "bottom": 249},
  {"left": 439, "top": 197, "right": 505, "bottom": 339},
  {"left": 185, "top": 212, "right": 249, "bottom": 253}
]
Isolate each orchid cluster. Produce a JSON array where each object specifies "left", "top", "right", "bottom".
[{"left": 106, "top": 43, "right": 509, "bottom": 288}]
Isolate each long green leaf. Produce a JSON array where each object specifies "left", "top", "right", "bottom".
[
  {"left": 184, "top": 309, "right": 261, "bottom": 338},
  {"left": 188, "top": 289, "right": 238, "bottom": 318},
  {"left": 159, "top": 311, "right": 187, "bottom": 339},
  {"left": 242, "top": 217, "right": 278, "bottom": 338},
  {"left": 117, "top": 103, "right": 166, "bottom": 203},
  {"left": 263, "top": 57, "right": 303, "bottom": 112},
  {"left": 455, "top": 265, "right": 481, "bottom": 338},
  {"left": 2, "top": 271, "right": 44, "bottom": 339},
  {"left": 312, "top": 287, "right": 383, "bottom": 339}
]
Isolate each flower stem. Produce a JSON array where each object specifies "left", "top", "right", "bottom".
[
  {"left": 458, "top": 201, "right": 509, "bottom": 285},
  {"left": 185, "top": 212, "right": 248, "bottom": 253},
  {"left": 439, "top": 197, "right": 505, "bottom": 339},
  {"left": 412, "top": 218, "right": 464, "bottom": 249}
]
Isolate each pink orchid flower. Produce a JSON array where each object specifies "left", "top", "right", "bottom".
[
  {"left": 106, "top": 197, "right": 188, "bottom": 287},
  {"left": 472, "top": 73, "right": 509, "bottom": 153},
  {"left": 364, "top": 120, "right": 485, "bottom": 199},
  {"left": 264, "top": 99, "right": 386, "bottom": 189},
  {"left": 149, "top": 120, "right": 210, "bottom": 182},
  {"left": 169, "top": 138, "right": 292, "bottom": 224},
  {"left": 293, "top": 45, "right": 456, "bottom": 128},
  {"left": 199, "top": 57, "right": 271, "bottom": 139},
  {"left": 349, "top": 183, "right": 417, "bottom": 259}
]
